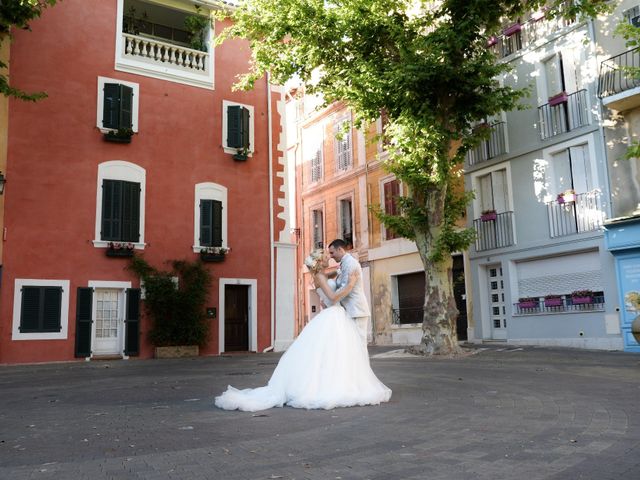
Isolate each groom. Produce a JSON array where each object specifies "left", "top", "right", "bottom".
[{"left": 327, "top": 239, "right": 370, "bottom": 347}]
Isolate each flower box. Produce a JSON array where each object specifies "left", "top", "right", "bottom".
[
  {"left": 503, "top": 23, "right": 522, "bottom": 37},
  {"left": 481, "top": 211, "right": 497, "bottom": 222},
  {"left": 544, "top": 297, "right": 563, "bottom": 307},
  {"left": 103, "top": 133, "right": 132, "bottom": 144},
  {"left": 105, "top": 242, "right": 135, "bottom": 257},
  {"left": 548, "top": 92, "right": 568, "bottom": 107},
  {"left": 518, "top": 300, "right": 538, "bottom": 309},
  {"left": 572, "top": 296, "right": 593, "bottom": 305},
  {"left": 487, "top": 36, "right": 498, "bottom": 47},
  {"left": 201, "top": 253, "right": 225, "bottom": 262}
]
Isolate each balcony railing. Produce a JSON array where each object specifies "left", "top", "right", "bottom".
[
  {"left": 392, "top": 307, "right": 424, "bottom": 325},
  {"left": 514, "top": 295, "right": 605, "bottom": 315},
  {"left": 547, "top": 190, "right": 604, "bottom": 238},
  {"left": 122, "top": 33, "right": 208, "bottom": 72},
  {"left": 473, "top": 211, "right": 515, "bottom": 252},
  {"left": 538, "top": 89, "right": 589, "bottom": 140},
  {"left": 466, "top": 122, "right": 507, "bottom": 167},
  {"left": 598, "top": 49, "right": 640, "bottom": 99}
]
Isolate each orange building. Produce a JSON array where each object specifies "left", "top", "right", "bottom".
[
  {"left": 0, "top": 0, "right": 296, "bottom": 364},
  {"left": 290, "top": 92, "right": 471, "bottom": 345}
]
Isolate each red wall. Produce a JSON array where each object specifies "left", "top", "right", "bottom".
[{"left": 0, "top": 0, "right": 278, "bottom": 363}]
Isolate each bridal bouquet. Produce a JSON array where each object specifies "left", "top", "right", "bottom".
[{"left": 304, "top": 249, "right": 324, "bottom": 274}]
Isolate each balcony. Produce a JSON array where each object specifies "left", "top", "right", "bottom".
[
  {"left": 115, "top": 0, "right": 213, "bottom": 89},
  {"left": 598, "top": 49, "right": 640, "bottom": 111},
  {"left": 466, "top": 122, "right": 507, "bottom": 167},
  {"left": 546, "top": 190, "right": 605, "bottom": 238},
  {"left": 538, "top": 89, "right": 589, "bottom": 140},
  {"left": 473, "top": 211, "right": 515, "bottom": 252},
  {"left": 514, "top": 295, "right": 605, "bottom": 315}
]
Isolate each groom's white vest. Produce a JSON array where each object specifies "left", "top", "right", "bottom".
[{"left": 336, "top": 253, "right": 370, "bottom": 318}]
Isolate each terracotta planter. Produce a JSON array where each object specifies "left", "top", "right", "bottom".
[
  {"left": 154, "top": 345, "right": 199, "bottom": 359},
  {"left": 572, "top": 296, "right": 593, "bottom": 305}
]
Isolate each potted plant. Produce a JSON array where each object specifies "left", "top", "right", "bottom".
[
  {"left": 200, "top": 246, "right": 229, "bottom": 262},
  {"left": 106, "top": 241, "right": 135, "bottom": 257},
  {"left": 233, "top": 147, "right": 249, "bottom": 161},
  {"left": 480, "top": 209, "right": 497, "bottom": 222},
  {"left": 184, "top": 5, "right": 211, "bottom": 52},
  {"left": 518, "top": 297, "right": 539, "bottom": 309},
  {"left": 557, "top": 189, "right": 576, "bottom": 204},
  {"left": 128, "top": 257, "right": 211, "bottom": 358},
  {"left": 104, "top": 127, "right": 134, "bottom": 144},
  {"left": 544, "top": 294, "right": 563, "bottom": 307},
  {"left": 571, "top": 290, "right": 594, "bottom": 305}
]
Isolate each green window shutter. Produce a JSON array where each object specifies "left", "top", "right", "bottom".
[
  {"left": 42, "top": 287, "right": 62, "bottom": 332},
  {"left": 124, "top": 288, "right": 141, "bottom": 356},
  {"left": 200, "top": 199, "right": 213, "bottom": 246},
  {"left": 119, "top": 85, "right": 133, "bottom": 130},
  {"left": 101, "top": 179, "right": 122, "bottom": 241},
  {"left": 19, "top": 287, "right": 41, "bottom": 332},
  {"left": 103, "top": 83, "right": 121, "bottom": 129},
  {"left": 121, "top": 181, "right": 141, "bottom": 242},
  {"left": 227, "top": 105, "right": 250, "bottom": 149},
  {"left": 75, "top": 287, "right": 93, "bottom": 358},
  {"left": 212, "top": 200, "right": 223, "bottom": 247}
]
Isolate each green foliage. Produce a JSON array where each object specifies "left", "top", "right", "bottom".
[
  {"left": 128, "top": 256, "right": 212, "bottom": 347},
  {"left": 184, "top": 5, "right": 210, "bottom": 52},
  {"left": 0, "top": 0, "right": 58, "bottom": 101}
]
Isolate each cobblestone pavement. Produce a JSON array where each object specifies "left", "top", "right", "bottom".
[{"left": 1, "top": 345, "right": 639, "bottom": 480}]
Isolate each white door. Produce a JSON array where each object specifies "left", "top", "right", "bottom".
[
  {"left": 93, "top": 289, "right": 123, "bottom": 355},
  {"left": 487, "top": 265, "right": 507, "bottom": 340}
]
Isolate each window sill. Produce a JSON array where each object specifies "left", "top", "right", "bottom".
[{"left": 93, "top": 241, "right": 146, "bottom": 250}]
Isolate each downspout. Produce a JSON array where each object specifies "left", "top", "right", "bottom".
[{"left": 264, "top": 71, "right": 275, "bottom": 353}]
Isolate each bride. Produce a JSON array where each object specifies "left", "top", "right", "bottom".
[{"left": 214, "top": 251, "right": 392, "bottom": 412}]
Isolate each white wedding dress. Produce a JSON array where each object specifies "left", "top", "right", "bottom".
[{"left": 215, "top": 282, "right": 392, "bottom": 412}]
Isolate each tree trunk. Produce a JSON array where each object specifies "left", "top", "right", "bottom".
[{"left": 410, "top": 187, "right": 462, "bottom": 356}]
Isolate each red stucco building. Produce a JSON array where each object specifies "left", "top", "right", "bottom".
[{"left": 0, "top": 0, "right": 297, "bottom": 364}]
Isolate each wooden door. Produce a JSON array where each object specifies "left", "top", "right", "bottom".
[{"left": 224, "top": 285, "right": 249, "bottom": 351}]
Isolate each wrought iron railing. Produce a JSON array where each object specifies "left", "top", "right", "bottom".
[
  {"left": 466, "top": 122, "right": 507, "bottom": 166},
  {"left": 598, "top": 49, "right": 640, "bottom": 99},
  {"left": 547, "top": 190, "right": 604, "bottom": 238},
  {"left": 538, "top": 89, "right": 589, "bottom": 140},
  {"left": 514, "top": 295, "right": 605, "bottom": 315},
  {"left": 391, "top": 307, "right": 424, "bottom": 325},
  {"left": 473, "top": 211, "right": 515, "bottom": 252}
]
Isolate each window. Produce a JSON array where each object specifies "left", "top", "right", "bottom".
[
  {"left": 94, "top": 161, "right": 146, "bottom": 248},
  {"left": 334, "top": 119, "right": 353, "bottom": 171},
  {"left": 222, "top": 100, "right": 254, "bottom": 156},
  {"left": 303, "top": 124, "right": 323, "bottom": 183},
  {"left": 382, "top": 179, "right": 401, "bottom": 240},
  {"left": 478, "top": 168, "right": 509, "bottom": 215},
  {"left": 96, "top": 77, "right": 139, "bottom": 132},
  {"left": 12, "top": 279, "right": 70, "bottom": 340},
  {"left": 624, "top": 6, "right": 640, "bottom": 27},
  {"left": 194, "top": 183, "right": 227, "bottom": 251},
  {"left": 339, "top": 197, "right": 354, "bottom": 247},
  {"left": 311, "top": 208, "right": 324, "bottom": 249},
  {"left": 394, "top": 272, "right": 425, "bottom": 324},
  {"left": 101, "top": 180, "right": 141, "bottom": 242},
  {"left": 550, "top": 143, "right": 593, "bottom": 195}
]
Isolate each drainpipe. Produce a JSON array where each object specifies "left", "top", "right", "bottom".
[{"left": 266, "top": 72, "right": 276, "bottom": 353}]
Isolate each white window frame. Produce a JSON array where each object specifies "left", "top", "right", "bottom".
[
  {"left": 222, "top": 100, "right": 255, "bottom": 156},
  {"left": 541, "top": 133, "right": 599, "bottom": 203},
  {"left": 310, "top": 205, "right": 325, "bottom": 250},
  {"left": 93, "top": 161, "right": 147, "bottom": 249},
  {"left": 12, "top": 279, "right": 70, "bottom": 340},
  {"left": 114, "top": 0, "right": 214, "bottom": 90},
  {"left": 380, "top": 175, "right": 403, "bottom": 242},
  {"left": 193, "top": 182, "right": 228, "bottom": 252},
  {"left": 337, "top": 192, "right": 355, "bottom": 247},
  {"left": 470, "top": 162, "right": 513, "bottom": 218},
  {"left": 334, "top": 116, "right": 353, "bottom": 172},
  {"left": 96, "top": 76, "right": 140, "bottom": 133}
]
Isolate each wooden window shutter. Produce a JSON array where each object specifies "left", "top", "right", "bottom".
[
  {"left": 200, "top": 199, "right": 213, "bottom": 246},
  {"left": 102, "top": 83, "right": 121, "bottom": 129},
  {"left": 227, "top": 105, "right": 250, "bottom": 149},
  {"left": 384, "top": 180, "right": 400, "bottom": 240},
  {"left": 212, "top": 200, "right": 223, "bottom": 247},
  {"left": 42, "top": 287, "right": 62, "bottom": 332},
  {"left": 311, "top": 149, "right": 322, "bottom": 182},
  {"left": 75, "top": 287, "right": 93, "bottom": 358},
  {"left": 101, "top": 179, "right": 122, "bottom": 241},
  {"left": 19, "top": 287, "right": 41, "bottom": 332},
  {"left": 124, "top": 288, "right": 141, "bottom": 356},
  {"left": 119, "top": 85, "right": 134, "bottom": 130},
  {"left": 121, "top": 181, "right": 141, "bottom": 242}
]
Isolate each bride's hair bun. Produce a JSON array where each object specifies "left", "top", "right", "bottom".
[{"left": 304, "top": 249, "right": 324, "bottom": 273}]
